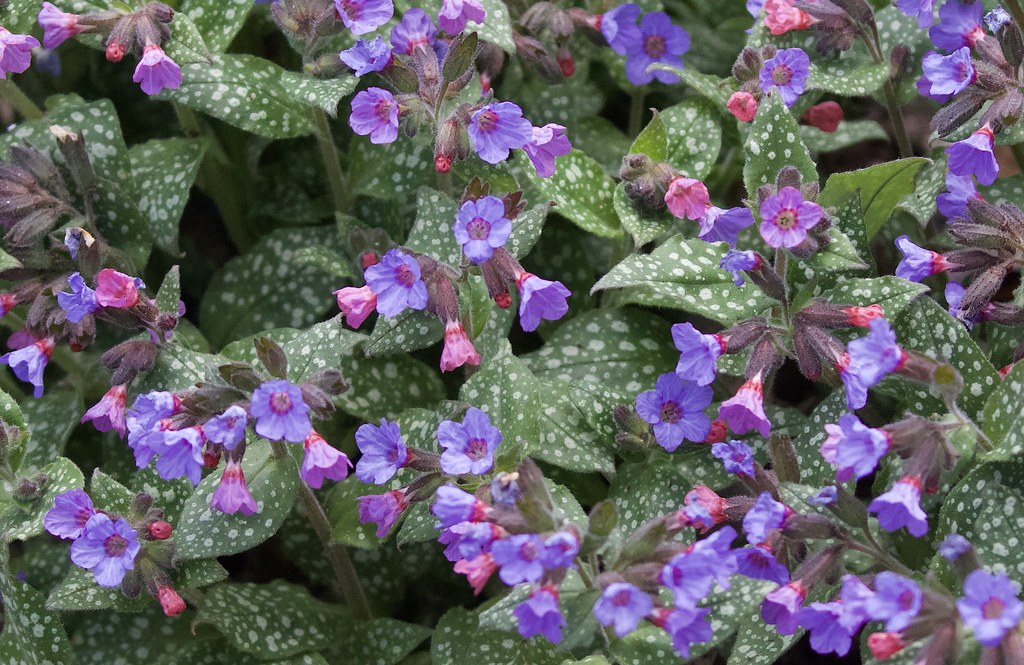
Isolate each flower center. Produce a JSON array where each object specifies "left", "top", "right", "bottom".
[
  {"left": 643, "top": 34, "right": 666, "bottom": 58},
  {"left": 395, "top": 264, "right": 416, "bottom": 287},
  {"left": 104, "top": 533, "right": 128, "bottom": 557},
  {"left": 520, "top": 540, "right": 539, "bottom": 561},
  {"left": 339, "top": 0, "right": 359, "bottom": 20},
  {"left": 659, "top": 400, "right": 682, "bottom": 424},
  {"left": 772, "top": 64, "right": 792, "bottom": 85},
  {"left": 983, "top": 597, "right": 1005, "bottom": 619},
  {"left": 898, "top": 589, "right": 916, "bottom": 610},
  {"left": 774, "top": 209, "right": 798, "bottom": 230},
  {"left": 373, "top": 98, "right": 393, "bottom": 122},
  {"left": 612, "top": 589, "right": 632, "bottom": 606},
  {"left": 466, "top": 438, "right": 488, "bottom": 460},
  {"left": 476, "top": 109, "right": 499, "bottom": 133},
  {"left": 386, "top": 447, "right": 403, "bottom": 464},
  {"left": 467, "top": 217, "right": 491, "bottom": 240},
  {"left": 955, "top": 61, "right": 971, "bottom": 82},
  {"left": 269, "top": 391, "right": 292, "bottom": 415},
  {"left": 966, "top": 25, "right": 985, "bottom": 45}
]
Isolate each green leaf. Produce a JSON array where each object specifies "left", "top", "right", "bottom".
[
  {"left": 321, "top": 618, "right": 431, "bottom": 665},
  {"left": 515, "top": 150, "right": 621, "bottom": 238},
  {"left": 804, "top": 227, "right": 868, "bottom": 272},
  {"left": 173, "top": 443, "right": 299, "bottom": 561},
  {"left": 181, "top": 0, "right": 254, "bottom": 51},
  {"left": 338, "top": 351, "right": 445, "bottom": 422},
  {"left": 430, "top": 607, "right": 560, "bottom": 665},
  {"left": 801, "top": 120, "right": 889, "bottom": 154},
  {"left": 0, "top": 246, "right": 22, "bottom": 272},
  {"left": 46, "top": 566, "right": 146, "bottom": 613},
  {"left": 130, "top": 138, "right": 207, "bottom": 254},
  {"left": 897, "top": 152, "right": 947, "bottom": 224},
  {"left": 535, "top": 379, "right": 616, "bottom": 474},
  {"left": 405, "top": 187, "right": 461, "bottom": 266},
  {"left": 788, "top": 390, "right": 848, "bottom": 487},
  {"left": 817, "top": 158, "right": 930, "bottom": 239},
  {"left": 661, "top": 98, "right": 723, "bottom": 179},
  {"left": 0, "top": 457, "right": 84, "bottom": 542},
  {"left": 630, "top": 112, "right": 667, "bottom": 161},
  {"left": 460, "top": 342, "right": 541, "bottom": 450},
  {"left": 282, "top": 76, "right": 359, "bottom": 118},
  {"left": 136, "top": 343, "right": 226, "bottom": 393},
  {"left": 89, "top": 469, "right": 134, "bottom": 514},
  {"left": 68, "top": 605, "right": 192, "bottom": 665},
  {"left": 350, "top": 136, "right": 434, "bottom": 201},
  {"left": 367, "top": 310, "right": 445, "bottom": 357},
  {"left": 19, "top": 389, "right": 83, "bottom": 473},
  {"left": 573, "top": 116, "right": 632, "bottom": 175},
  {"left": 0, "top": 0, "right": 38, "bottom": 32},
  {"left": 592, "top": 235, "right": 772, "bottom": 325},
  {"left": 281, "top": 319, "right": 363, "bottom": 382},
  {"left": 818, "top": 276, "right": 929, "bottom": 320},
  {"left": 471, "top": 0, "right": 516, "bottom": 52},
  {"left": 984, "top": 362, "right": 1024, "bottom": 457},
  {"left": 609, "top": 453, "right": 727, "bottom": 533},
  {"left": 292, "top": 247, "right": 354, "bottom": 280},
  {"left": 807, "top": 61, "right": 888, "bottom": 96},
  {"left": 743, "top": 93, "right": 817, "bottom": 199},
  {"left": 197, "top": 581, "right": 347, "bottom": 659},
  {"left": 156, "top": 265, "right": 182, "bottom": 315},
  {"left": 647, "top": 63, "right": 732, "bottom": 111},
  {"left": 614, "top": 183, "right": 674, "bottom": 248},
  {"left": 130, "top": 466, "right": 195, "bottom": 525},
  {"left": 0, "top": 565, "right": 73, "bottom": 665},
  {"left": 327, "top": 479, "right": 392, "bottom": 548},
  {"left": 507, "top": 204, "right": 549, "bottom": 259}
]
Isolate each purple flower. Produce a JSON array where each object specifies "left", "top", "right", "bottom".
[
  {"left": 514, "top": 587, "right": 565, "bottom": 643},
  {"left": 918, "top": 66, "right": 953, "bottom": 103},
  {"left": 922, "top": 47, "right": 975, "bottom": 96},
  {"left": 0, "top": 27, "right": 39, "bottom": 78},
  {"left": 431, "top": 484, "right": 489, "bottom": 528},
  {"left": 896, "top": 235, "right": 952, "bottom": 283},
  {"left": 249, "top": 380, "right": 311, "bottom": 443},
  {"left": 515, "top": 271, "right": 570, "bottom": 332},
  {"left": 759, "top": 186, "right": 822, "bottom": 248},
  {"left": 523, "top": 124, "right": 571, "bottom": 178},
  {"left": 355, "top": 418, "right": 409, "bottom": 484},
  {"left": 301, "top": 431, "right": 352, "bottom": 489},
  {"left": 712, "top": 440, "right": 756, "bottom": 477},
  {"left": 44, "top": 489, "right": 95, "bottom": 539},
  {"left": 759, "top": 48, "right": 810, "bottom": 108},
  {"left": 438, "top": 0, "right": 486, "bottom": 34},
  {"left": 762, "top": 581, "right": 807, "bottom": 635},
  {"left": 867, "top": 572, "right": 922, "bottom": 632},
  {"left": 390, "top": 8, "right": 435, "bottom": 55},
  {"left": 985, "top": 7, "right": 1012, "bottom": 32},
  {"left": 937, "top": 171, "right": 980, "bottom": 219},
  {"left": 945, "top": 126, "right": 998, "bottom": 185},
  {"left": 69, "top": 514, "right": 140, "bottom": 587},
  {"left": 364, "top": 249, "right": 428, "bottom": 316},
  {"left": 491, "top": 534, "right": 545, "bottom": 584},
  {"left": 203, "top": 405, "right": 248, "bottom": 450},
  {"left": 437, "top": 406, "right": 502, "bottom": 475},
  {"left": 930, "top": 0, "right": 985, "bottom": 51},
  {"left": 593, "top": 583, "right": 652, "bottom": 637},
  {"left": 57, "top": 272, "right": 98, "bottom": 323},
  {"left": 671, "top": 323, "right": 725, "bottom": 387},
  {"left": 808, "top": 486, "right": 838, "bottom": 505},
  {"left": 820, "top": 413, "right": 890, "bottom": 483},
  {"left": 845, "top": 318, "right": 904, "bottom": 406},
  {"left": 490, "top": 472, "right": 521, "bottom": 507},
  {"left": 1, "top": 337, "right": 53, "bottom": 398},
  {"left": 439, "top": 521, "right": 497, "bottom": 562},
  {"left": 939, "top": 533, "right": 971, "bottom": 560},
  {"left": 210, "top": 457, "right": 258, "bottom": 516},
  {"left": 838, "top": 574, "right": 874, "bottom": 630},
  {"left": 719, "top": 372, "right": 771, "bottom": 437},
  {"left": 868, "top": 475, "right": 929, "bottom": 537},
  {"left": 720, "top": 249, "right": 760, "bottom": 286},
  {"left": 734, "top": 545, "right": 790, "bottom": 585},
  {"left": 624, "top": 12, "right": 690, "bottom": 85},
  {"left": 743, "top": 492, "right": 787, "bottom": 545},
  {"left": 335, "top": 0, "right": 394, "bottom": 35},
  {"left": 453, "top": 196, "right": 512, "bottom": 264},
  {"left": 899, "top": 0, "right": 935, "bottom": 27},
  {"left": 659, "top": 526, "right": 738, "bottom": 605},
  {"left": 132, "top": 45, "right": 181, "bottom": 95},
  {"left": 468, "top": 101, "right": 532, "bottom": 164},
  {"left": 349, "top": 87, "right": 399, "bottom": 145},
  {"left": 956, "top": 569, "right": 1024, "bottom": 647},
  {"left": 542, "top": 531, "right": 579, "bottom": 568},
  {"left": 635, "top": 372, "right": 713, "bottom": 452},
  {"left": 660, "top": 607, "right": 713, "bottom": 659},
  {"left": 152, "top": 427, "right": 204, "bottom": 485},
  {"left": 126, "top": 391, "right": 177, "bottom": 432},
  {"left": 600, "top": 3, "right": 642, "bottom": 55},
  {"left": 358, "top": 489, "right": 408, "bottom": 538},
  {"left": 340, "top": 36, "right": 392, "bottom": 75},
  {"left": 81, "top": 384, "right": 127, "bottom": 437},
  {"left": 38, "top": 3, "right": 85, "bottom": 49},
  {"left": 798, "top": 602, "right": 857, "bottom": 656},
  {"left": 698, "top": 206, "right": 755, "bottom": 246}
]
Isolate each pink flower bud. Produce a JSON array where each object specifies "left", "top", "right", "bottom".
[
  {"left": 727, "top": 91, "right": 758, "bottom": 123},
  {"left": 148, "top": 520, "right": 173, "bottom": 540},
  {"left": 157, "top": 585, "right": 186, "bottom": 617},
  {"left": 440, "top": 321, "right": 481, "bottom": 372},
  {"left": 664, "top": 177, "right": 710, "bottom": 221},
  {"left": 868, "top": 632, "right": 906, "bottom": 660},
  {"left": 802, "top": 101, "right": 843, "bottom": 133}
]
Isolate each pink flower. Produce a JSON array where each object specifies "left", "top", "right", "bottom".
[
  {"left": 453, "top": 552, "right": 497, "bottom": 595},
  {"left": 764, "top": 0, "right": 814, "bottom": 34},
  {"left": 523, "top": 124, "right": 571, "bottom": 178},
  {"left": 38, "top": 3, "right": 84, "bottom": 49},
  {"left": 440, "top": 321, "right": 481, "bottom": 372},
  {"left": 727, "top": 92, "right": 758, "bottom": 123},
  {"left": 81, "top": 384, "right": 128, "bottom": 437},
  {"left": 94, "top": 269, "right": 140, "bottom": 308},
  {"left": 132, "top": 45, "right": 182, "bottom": 96},
  {"left": 210, "top": 457, "right": 259, "bottom": 516},
  {"left": 335, "top": 285, "right": 377, "bottom": 328},
  {"left": 300, "top": 431, "right": 352, "bottom": 489},
  {"left": 664, "top": 177, "right": 710, "bottom": 220},
  {"left": 718, "top": 371, "right": 771, "bottom": 437}
]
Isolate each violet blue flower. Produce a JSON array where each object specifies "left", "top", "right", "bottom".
[
  {"left": 917, "top": 65, "right": 953, "bottom": 103},
  {"left": 624, "top": 12, "right": 689, "bottom": 85},
  {"left": 868, "top": 475, "right": 929, "bottom": 537},
  {"left": 600, "top": 3, "right": 642, "bottom": 55},
  {"left": 661, "top": 607, "right": 713, "bottom": 659},
  {"left": 635, "top": 372, "right": 713, "bottom": 452},
  {"left": 896, "top": 235, "right": 952, "bottom": 282},
  {"left": 210, "top": 457, "right": 259, "bottom": 516},
  {"left": 956, "top": 569, "right": 1024, "bottom": 647},
  {"left": 797, "top": 602, "right": 858, "bottom": 656},
  {"left": 929, "top": 0, "right": 985, "bottom": 51},
  {"left": 438, "top": 0, "right": 486, "bottom": 35},
  {"left": 0, "top": 27, "right": 39, "bottom": 78},
  {"left": 203, "top": 405, "right": 248, "bottom": 450},
  {"left": 593, "top": 583, "right": 652, "bottom": 637},
  {"left": 921, "top": 47, "right": 975, "bottom": 96},
  {"left": 390, "top": 8, "right": 435, "bottom": 55},
  {"left": 340, "top": 36, "right": 392, "bottom": 75},
  {"left": 762, "top": 581, "right": 808, "bottom": 635},
  {"left": 249, "top": 379, "right": 311, "bottom": 443},
  {"left": 514, "top": 587, "right": 565, "bottom": 643},
  {"left": 867, "top": 572, "right": 922, "bottom": 632},
  {"left": 301, "top": 431, "right": 352, "bottom": 488},
  {"left": 735, "top": 545, "right": 790, "bottom": 585},
  {"left": 69, "top": 514, "right": 140, "bottom": 587},
  {"left": 937, "top": 171, "right": 980, "bottom": 219},
  {"left": 899, "top": 0, "right": 935, "bottom": 28},
  {"left": 453, "top": 196, "right": 512, "bottom": 264},
  {"left": 837, "top": 574, "right": 874, "bottom": 630},
  {"left": 349, "top": 87, "right": 400, "bottom": 145},
  {"left": 335, "top": 0, "right": 394, "bottom": 35},
  {"left": 126, "top": 391, "right": 177, "bottom": 432},
  {"left": 81, "top": 384, "right": 127, "bottom": 437},
  {"left": 152, "top": 427, "right": 204, "bottom": 485},
  {"left": 743, "top": 492, "right": 788, "bottom": 545},
  {"left": 821, "top": 413, "right": 890, "bottom": 483},
  {"left": 355, "top": 418, "right": 409, "bottom": 484},
  {"left": 431, "top": 484, "right": 489, "bottom": 528},
  {"left": 468, "top": 101, "right": 533, "bottom": 164},
  {"left": 759, "top": 48, "right": 810, "bottom": 108},
  {"left": 132, "top": 45, "right": 182, "bottom": 95},
  {"left": 845, "top": 318, "right": 904, "bottom": 402},
  {"left": 515, "top": 271, "right": 570, "bottom": 331},
  {"left": 698, "top": 206, "right": 755, "bottom": 246},
  {"left": 945, "top": 126, "right": 998, "bottom": 185},
  {"left": 939, "top": 533, "right": 971, "bottom": 560},
  {"left": 57, "top": 272, "right": 98, "bottom": 323},
  {"left": 44, "top": 489, "right": 95, "bottom": 540},
  {"left": 38, "top": 3, "right": 84, "bottom": 49},
  {"left": 659, "top": 526, "right": 738, "bottom": 604},
  {"left": 523, "top": 124, "right": 571, "bottom": 178},
  {"left": 808, "top": 486, "right": 838, "bottom": 505},
  {"left": 985, "top": 7, "right": 1012, "bottom": 32},
  {"left": 439, "top": 521, "right": 497, "bottom": 562},
  {"left": 712, "top": 440, "right": 756, "bottom": 477},
  {"left": 759, "top": 186, "right": 823, "bottom": 248},
  {"left": 437, "top": 406, "right": 502, "bottom": 475},
  {"left": 720, "top": 249, "right": 760, "bottom": 286},
  {"left": 491, "top": 533, "right": 545, "bottom": 584},
  {"left": 542, "top": 531, "right": 579, "bottom": 569},
  {"left": 358, "top": 489, "right": 408, "bottom": 538},
  {"left": 718, "top": 371, "right": 771, "bottom": 437},
  {"left": 364, "top": 249, "right": 428, "bottom": 316},
  {"left": 1, "top": 337, "right": 53, "bottom": 398},
  {"left": 671, "top": 322, "right": 725, "bottom": 387},
  {"left": 490, "top": 472, "right": 521, "bottom": 507}
]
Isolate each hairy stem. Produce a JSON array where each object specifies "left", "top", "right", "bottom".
[
  {"left": 628, "top": 90, "right": 646, "bottom": 139},
  {"left": 861, "top": 30, "right": 913, "bottom": 158},
  {"left": 0, "top": 81, "right": 43, "bottom": 120},
  {"left": 313, "top": 109, "right": 353, "bottom": 222}
]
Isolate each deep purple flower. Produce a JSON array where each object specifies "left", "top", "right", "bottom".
[
  {"left": 491, "top": 534, "right": 545, "bottom": 584},
  {"left": 514, "top": 587, "right": 565, "bottom": 643},
  {"left": 720, "top": 249, "right": 760, "bottom": 286},
  {"left": 735, "top": 545, "right": 790, "bottom": 585},
  {"left": 349, "top": 87, "right": 399, "bottom": 145},
  {"left": 868, "top": 475, "right": 929, "bottom": 537},
  {"left": 939, "top": 533, "right": 971, "bottom": 560},
  {"left": 203, "top": 405, "right": 248, "bottom": 450},
  {"left": 358, "top": 489, "right": 408, "bottom": 538},
  {"left": 635, "top": 372, "right": 713, "bottom": 452},
  {"left": 69, "top": 514, "right": 140, "bottom": 587},
  {"left": 542, "top": 531, "right": 579, "bottom": 569},
  {"left": 759, "top": 48, "right": 810, "bottom": 108},
  {"left": 151, "top": 427, "right": 204, "bottom": 485},
  {"left": 335, "top": 0, "right": 394, "bottom": 35},
  {"left": 44, "top": 489, "right": 95, "bottom": 540},
  {"left": 301, "top": 431, "right": 352, "bottom": 488},
  {"left": 937, "top": 171, "right": 980, "bottom": 219},
  {"left": 671, "top": 322, "right": 724, "bottom": 387},
  {"left": 437, "top": 406, "right": 502, "bottom": 475},
  {"left": 743, "top": 492, "right": 788, "bottom": 545},
  {"left": 896, "top": 235, "right": 952, "bottom": 282},
  {"left": 438, "top": 0, "right": 486, "bottom": 34},
  {"left": 249, "top": 380, "right": 311, "bottom": 443},
  {"left": 698, "top": 206, "right": 755, "bottom": 246},
  {"left": 210, "top": 457, "right": 258, "bottom": 515},
  {"left": 1, "top": 337, "right": 53, "bottom": 398},
  {"left": 867, "top": 572, "right": 922, "bottom": 632},
  {"left": 820, "top": 413, "right": 890, "bottom": 483},
  {"left": 594, "top": 583, "right": 652, "bottom": 637},
  {"left": 985, "top": 7, "right": 1012, "bottom": 31},
  {"left": 132, "top": 45, "right": 181, "bottom": 95},
  {"left": 712, "top": 440, "right": 756, "bottom": 477},
  {"left": 81, "top": 384, "right": 127, "bottom": 437},
  {"left": 762, "top": 581, "right": 808, "bottom": 635},
  {"left": 808, "top": 486, "right": 838, "bottom": 505},
  {"left": 355, "top": 418, "right": 409, "bottom": 484},
  {"left": 922, "top": 47, "right": 975, "bottom": 96},
  {"left": 439, "top": 521, "right": 497, "bottom": 562},
  {"left": 600, "top": 3, "right": 642, "bottom": 55},
  {"left": 899, "top": 0, "right": 935, "bottom": 28},
  {"left": 945, "top": 126, "right": 998, "bottom": 185},
  {"left": 468, "top": 101, "right": 532, "bottom": 164},
  {"left": 0, "top": 28, "right": 38, "bottom": 78},
  {"left": 490, "top": 472, "right": 521, "bottom": 507},
  {"left": 844, "top": 318, "right": 904, "bottom": 408},
  {"left": 523, "top": 124, "right": 571, "bottom": 178},
  {"left": 759, "top": 186, "right": 822, "bottom": 248},
  {"left": 126, "top": 391, "right": 177, "bottom": 432},
  {"left": 515, "top": 271, "right": 571, "bottom": 331},
  {"left": 659, "top": 526, "right": 738, "bottom": 605},
  {"left": 38, "top": 3, "right": 84, "bottom": 49},
  {"left": 390, "top": 8, "right": 435, "bottom": 55},
  {"left": 57, "top": 272, "right": 97, "bottom": 323},
  {"left": 918, "top": 67, "right": 954, "bottom": 103},
  {"left": 624, "top": 12, "right": 690, "bottom": 85},
  {"left": 660, "top": 606, "right": 713, "bottom": 659},
  {"left": 453, "top": 196, "right": 512, "bottom": 264},
  {"left": 929, "top": 0, "right": 985, "bottom": 51},
  {"left": 956, "top": 569, "right": 1024, "bottom": 647},
  {"left": 340, "top": 36, "right": 392, "bottom": 75},
  {"left": 798, "top": 602, "right": 857, "bottom": 656},
  {"left": 431, "top": 484, "right": 490, "bottom": 528},
  {"left": 719, "top": 372, "right": 772, "bottom": 437},
  {"left": 837, "top": 574, "right": 874, "bottom": 630},
  {"left": 364, "top": 249, "right": 428, "bottom": 316}
]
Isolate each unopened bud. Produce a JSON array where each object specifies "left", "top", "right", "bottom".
[
  {"left": 105, "top": 37, "right": 125, "bottom": 62},
  {"left": 727, "top": 91, "right": 758, "bottom": 123},
  {"left": 149, "top": 520, "right": 173, "bottom": 540},
  {"left": 14, "top": 473, "right": 47, "bottom": 501},
  {"left": 157, "top": 585, "right": 186, "bottom": 616},
  {"left": 868, "top": 632, "right": 906, "bottom": 660},
  {"left": 557, "top": 47, "right": 575, "bottom": 77},
  {"left": 732, "top": 47, "right": 763, "bottom": 82},
  {"left": 802, "top": 101, "right": 843, "bottom": 133}
]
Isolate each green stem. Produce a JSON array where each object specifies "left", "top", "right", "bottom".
[
  {"left": 627, "top": 90, "right": 646, "bottom": 139},
  {"left": 436, "top": 170, "right": 453, "bottom": 197},
  {"left": 0, "top": 80, "right": 43, "bottom": 120},
  {"left": 313, "top": 109, "right": 353, "bottom": 221},
  {"left": 861, "top": 31, "right": 912, "bottom": 158},
  {"left": 1004, "top": 0, "right": 1024, "bottom": 39}
]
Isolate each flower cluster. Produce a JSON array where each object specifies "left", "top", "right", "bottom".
[{"left": 728, "top": 45, "right": 812, "bottom": 120}]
